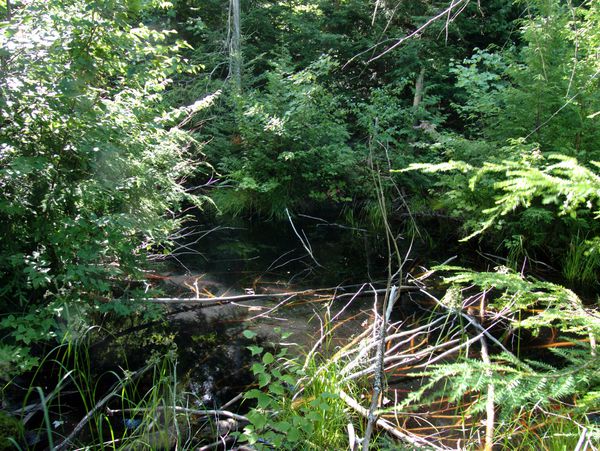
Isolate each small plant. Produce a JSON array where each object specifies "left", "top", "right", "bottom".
[{"left": 237, "top": 329, "right": 357, "bottom": 450}]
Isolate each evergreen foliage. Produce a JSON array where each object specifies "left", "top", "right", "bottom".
[
  {"left": 210, "top": 55, "right": 356, "bottom": 217},
  {"left": 396, "top": 0, "right": 600, "bottom": 265},
  {"left": 392, "top": 264, "right": 599, "bottom": 445}
]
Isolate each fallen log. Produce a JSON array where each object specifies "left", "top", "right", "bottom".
[{"left": 141, "top": 285, "right": 420, "bottom": 306}]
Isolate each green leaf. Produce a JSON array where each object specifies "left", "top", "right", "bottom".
[
  {"left": 287, "top": 426, "right": 301, "bottom": 442},
  {"left": 243, "top": 330, "right": 257, "bottom": 339},
  {"left": 262, "top": 352, "right": 275, "bottom": 364},
  {"left": 251, "top": 363, "right": 266, "bottom": 375},
  {"left": 257, "top": 392, "right": 272, "bottom": 409},
  {"left": 258, "top": 372, "right": 271, "bottom": 388},
  {"left": 281, "top": 374, "right": 296, "bottom": 386},
  {"left": 268, "top": 382, "right": 285, "bottom": 396},
  {"left": 307, "top": 411, "right": 321, "bottom": 422},
  {"left": 243, "top": 389, "right": 262, "bottom": 399},
  {"left": 248, "top": 410, "right": 268, "bottom": 429},
  {"left": 274, "top": 420, "right": 291, "bottom": 433},
  {"left": 247, "top": 345, "right": 264, "bottom": 356}
]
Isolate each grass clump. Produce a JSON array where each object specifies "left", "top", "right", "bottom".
[{"left": 563, "top": 235, "right": 600, "bottom": 286}]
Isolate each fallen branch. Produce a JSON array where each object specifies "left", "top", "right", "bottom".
[
  {"left": 55, "top": 364, "right": 153, "bottom": 450},
  {"left": 197, "top": 437, "right": 235, "bottom": 451},
  {"left": 142, "top": 286, "right": 419, "bottom": 305},
  {"left": 220, "top": 393, "right": 243, "bottom": 410},
  {"left": 338, "top": 315, "right": 447, "bottom": 373},
  {"left": 106, "top": 406, "right": 249, "bottom": 423},
  {"left": 339, "top": 390, "right": 445, "bottom": 450}
]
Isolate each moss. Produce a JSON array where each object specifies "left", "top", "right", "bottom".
[{"left": 0, "top": 411, "right": 23, "bottom": 451}]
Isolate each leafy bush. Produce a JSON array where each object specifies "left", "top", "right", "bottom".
[
  {"left": 402, "top": 144, "right": 600, "bottom": 269},
  {"left": 208, "top": 55, "right": 357, "bottom": 217},
  {"left": 0, "top": 0, "right": 205, "bottom": 377}
]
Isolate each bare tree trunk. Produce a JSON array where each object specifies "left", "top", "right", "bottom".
[
  {"left": 6, "top": 0, "right": 11, "bottom": 20},
  {"left": 411, "top": 67, "right": 426, "bottom": 148},
  {"left": 229, "top": 0, "right": 241, "bottom": 91},
  {"left": 412, "top": 67, "right": 425, "bottom": 109}
]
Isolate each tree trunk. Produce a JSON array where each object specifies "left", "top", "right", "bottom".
[
  {"left": 229, "top": 0, "right": 241, "bottom": 91},
  {"left": 412, "top": 67, "right": 425, "bottom": 109}
]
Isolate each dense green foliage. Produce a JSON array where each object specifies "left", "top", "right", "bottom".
[
  {"left": 0, "top": 0, "right": 598, "bottom": 448},
  {"left": 165, "top": 0, "right": 520, "bottom": 218},
  {"left": 0, "top": 0, "right": 206, "bottom": 375},
  {"left": 211, "top": 55, "right": 356, "bottom": 217}
]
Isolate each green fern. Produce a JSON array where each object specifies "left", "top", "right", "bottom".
[{"left": 383, "top": 264, "right": 599, "bottom": 444}]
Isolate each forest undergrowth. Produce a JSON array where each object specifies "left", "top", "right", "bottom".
[{"left": 0, "top": 0, "right": 599, "bottom": 449}]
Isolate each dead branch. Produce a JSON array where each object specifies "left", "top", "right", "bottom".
[
  {"left": 141, "top": 286, "right": 418, "bottom": 306},
  {"left": 339, "top": 390, "right": 446, "bottom": 450},
  {"left": 106, "top": 406, "right": 249, "bottom": 423},
  {"left": 344, "top": 0, "right": 470, "bottom": 68},
  {"left": 55, "top": 364, "right": 154, "bottom": 450}
]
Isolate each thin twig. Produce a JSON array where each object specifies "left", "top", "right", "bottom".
[
  {"left": 285, "top": 208, "right": 323, "bottom": 268},
  {"left": 367, "top": 0, "right": 469, "bottom": 63},
  {"left": 220, "top": 393, "right": 243, "bottom": 410},
  {"left": 480, "top": 336, "right": 495, "bottom": 451}
]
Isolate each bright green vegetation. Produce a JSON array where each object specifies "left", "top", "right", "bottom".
[
  {"left": 0, "top": 0, "right": 208, "bottom": 376},
  {"left": 239, "top": 329, "right": 359, "bottom": 450},
  {"left": 0, "top": 0, "right": 598, "bottom": 449}
]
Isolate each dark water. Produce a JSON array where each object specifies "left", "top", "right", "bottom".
[
  {"left": 16, "top": 215, "right": 456, "bottom": 449},
  {"left": 174, "top": 216, "right": 386, "bottom": 286},
  {"left": 108, "top": 216, "right": 595, "bottom": 449},
  {"left": 119, "top": 214, "right": 439, "bottom": 424},
  {"left": 160, "top": 217, "right": 392, "bottom": 402}
]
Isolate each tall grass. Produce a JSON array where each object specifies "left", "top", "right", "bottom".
[
  {"left": 12, "top": 328, "right": 199, "bottom": 450},
  {"left": 563, "top": 234, "right": 600, "bottom": 285}
]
